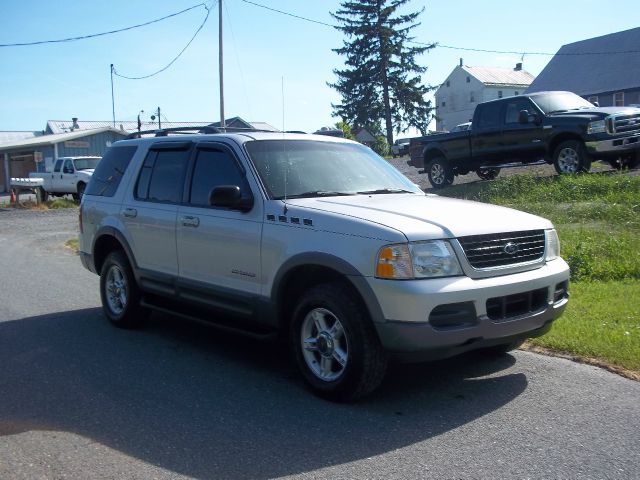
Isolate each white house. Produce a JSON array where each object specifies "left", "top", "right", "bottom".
[{"left": 435, "top": 60, "right": 535, "bottom": 131}]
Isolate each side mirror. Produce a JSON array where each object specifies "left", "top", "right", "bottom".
[
  {"left": 518, "top": 110, "right": 541, "bottom": 125},
  {"left": 209, "top": 185, "right": 253, "bottom": 212}
]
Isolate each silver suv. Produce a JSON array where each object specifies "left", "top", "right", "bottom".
[{"left": 79, "top": 129, "right": 570, "bottom": 401}]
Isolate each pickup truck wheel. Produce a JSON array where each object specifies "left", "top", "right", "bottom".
[
  {"left": 476, "top": 167, "right": 500, "bottom": 180},
  {"left": 553, "top": 140, "right": 591, "bottom": 174},
  {"left": 100, "top": 251, "right": 147, "bottom": 328},
  {"left": 37, "top": 187, "right": 48, "bottom": 202},
  {"left": 427, "top": 157, "right": 454, "bottom": 189},
  {"left": 291, "top": 282, "right": 388, "bottom": 402},
  {"left": 76, "top": 182, "right": 86, "bottom": 202}
]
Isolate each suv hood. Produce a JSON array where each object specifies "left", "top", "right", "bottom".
[{"left": 285, "top": 194, "right": 552, "bottom": 241}]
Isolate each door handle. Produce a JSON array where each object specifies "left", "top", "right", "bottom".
[
  {"left": 122, "top": 207, "right": 137, "bottom": 218},
  {"left": 181, "top": 216, "right": 200, "bottom": 227}
]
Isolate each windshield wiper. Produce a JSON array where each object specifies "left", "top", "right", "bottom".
[
  {"left": 281, "top": 191, "right": 354, "bottom": 199},
  {"left": 356, "top": 188, "right": 414, "bottom": 195}
]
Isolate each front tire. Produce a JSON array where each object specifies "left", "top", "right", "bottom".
[
  {"left": 291, "top": 282, "right": 388, "bottom": 402},
  {"left": 553, "top": 140, "right": 591, "bottom": 174},
  {"left": 426, "top": 156, "right": 454, "bottom": 189},
  {"left": 99, "top": 250, "right": 147, "bottom": 328}
]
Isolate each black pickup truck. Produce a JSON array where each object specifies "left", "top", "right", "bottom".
[{"left": 408, "top": 91, "right": 640, "bottom": 188}]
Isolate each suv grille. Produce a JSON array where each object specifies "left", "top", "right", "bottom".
[
  {"left": 609, "top": 113, "right": 640, "bottom": 134},
  {"left": 458, "top": 230, "right": 545, "bottom": 269}
]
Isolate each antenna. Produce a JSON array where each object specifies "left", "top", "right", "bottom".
[{"left": 282, "top": 76, "right": 288, "bottom": 214}]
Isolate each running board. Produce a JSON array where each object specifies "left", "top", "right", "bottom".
[{"left": 140, "top": 296, "right": 278, "bottom": 341}]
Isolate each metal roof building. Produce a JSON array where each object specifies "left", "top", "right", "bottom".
[
  {"left": 435, "top": 61, "right": 535, "bottom": 131},
  {"left": 526, "top": 27, "right": 640, "bottom": 107}
]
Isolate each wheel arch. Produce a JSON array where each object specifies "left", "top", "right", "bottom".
[
  {"left": 548, "top": 133, "right": 585, "bottom": 158},
  {"left": 92, "top": 227, "right": 137, "bottom": 277},
  {"left": 271, "top": 253, "right": 386, "bottom": 332}
]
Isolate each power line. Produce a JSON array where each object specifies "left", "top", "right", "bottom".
[
  {"left": 239, "top": 0, "right": 334, "bottom": 28},
  {"left": 0, "top": 3, "right": 209, "bottom": 47},
  {"left": 239, "top": 0, "right": 640, "bottom": 57},
  {"left": 113, "top": 3, "right": 213, "bottom": 80}
]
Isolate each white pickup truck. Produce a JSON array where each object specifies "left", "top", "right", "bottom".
[{"left": 29, "top": 156, "right": 101, "bottom": 201}]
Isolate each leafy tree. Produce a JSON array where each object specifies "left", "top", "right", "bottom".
[
  {"left": 330, "top": 0, "right": 436, "bottom": 144},
  {"left": 335, "top": 121, "right": 355, "bottom": 140}
]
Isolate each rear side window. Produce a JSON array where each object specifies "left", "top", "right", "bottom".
[
  {"left": 476, "top": 102, "right": 502, "bottom": 129},
  {"left": 85, "top": 145, "right": 138, "bottom": 197},
  {"left": 135, "top": 148, "right": 190, "bottom": 204}
]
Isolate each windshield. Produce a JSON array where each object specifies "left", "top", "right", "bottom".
[
  {"left": 245, "top": 140, "right": 422, "bottom": 199},
  {"left": 530, "top": 92, "right": 595, "bottom": 114},
  {"left": 74, "top": 157, "right": 101, "bottom": 170}
]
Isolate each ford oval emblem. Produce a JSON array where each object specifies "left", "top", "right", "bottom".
[{"left": 503, "top": 242, "right": 519, "bottom": 255}]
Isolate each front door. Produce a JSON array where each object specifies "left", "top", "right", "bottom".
[{"left": 177, "top": 143, "right": 262, "bottom": 314}]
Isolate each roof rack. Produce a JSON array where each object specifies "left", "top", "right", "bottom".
[{"left": 125, "top": 126, "right": 278, "bottom": 139}]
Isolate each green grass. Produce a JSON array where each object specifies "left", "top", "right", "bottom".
[
  {"left": 441, "top": 173, "right": 640, "bottom": 373},
  {"left": 529, "top": 281, "right": 640, "bottom": 372},
  {"left": 65, "top": 238, "right": 79, "bottom": 253}
]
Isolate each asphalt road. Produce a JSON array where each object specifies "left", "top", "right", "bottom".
[{"left": 1, "top": 207, "right": 639, "bottom": 480}]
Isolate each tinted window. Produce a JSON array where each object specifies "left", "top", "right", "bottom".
[
  {"left": 504, "top": 99, "right": 535, "bottom": 124},
  {"left": 146, "top": 150, "right": 189, "bottom": 203},
  {"left": 85, "top": 145, "right": 138, "bottom": 197},
  {"left": 63, "top": 159, "right": 74, "bottom": 173},
  {"left": 189, "top": 149, "right": 248, "bottom": 207},
  {"left": 476, "top": 102, "right": 502, "bottom": 129},
  {"left": 53, "top": 160, "right": 63, "bottom": 173}
]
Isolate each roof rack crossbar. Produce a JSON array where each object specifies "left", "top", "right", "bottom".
[{"left": 125, "top": 125, "right": 277, "bottom": 139}]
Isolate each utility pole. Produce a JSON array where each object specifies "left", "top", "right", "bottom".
[
  {"left": 110, "top": 64, "right": 116, "bottom": 127},
  {"left": 219, "top": 0, "right": 225, "bottom": 128},
  {"left": 150, "top": 107, "right": 161, "bottom": 129}
]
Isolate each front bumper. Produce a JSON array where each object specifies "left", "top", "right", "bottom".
[
  {"left": 369, "top": 259, "right": 570, "bottom": 359},
  {"left": 585, "top": 132, "right": 640, "bottom": 155}
]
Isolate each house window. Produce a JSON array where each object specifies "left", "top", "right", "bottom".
[
  {"left": 498, "top": 90, "right": 503, "bottom": 99},
  {"left": 470, "top": 92, "right": 475, "bottom": 103},
  {"left": 466, "top": 76, "right": 470, "bottom": 83},
  {"left": 446, "top": 80, "right": 450, "bottom": 87},
  {"left": 614, "top": 92, "right": 624, "bottom": 106},
  {"left": 588, "top": 95, "right": 599, "bottom": 105}
]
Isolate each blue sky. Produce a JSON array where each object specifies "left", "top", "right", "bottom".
[{"left": 1, "top": 0, "right": 638, "bottom": 135}]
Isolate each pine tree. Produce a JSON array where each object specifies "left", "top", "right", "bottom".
[{"left": 330, "top": 0, "right": 435, "bottom": 145}]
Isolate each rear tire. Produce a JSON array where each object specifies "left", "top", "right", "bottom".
[
  {"left": 291, "top": 282, "right": 388, "bottom": 402},
  {"left": 553, "top": 140, "right": 591, "bottom": 174},
  {"left": 99, "top": 250, "right": 147, "bottom": 328},
  {"left": 37, "top": 187, "right": 48, "bottom": 202},
  {"left": 476, "top": 167, "right": 500, "bottom": 181},
  {"left": 427, "top": 156, "right": 454, "bottom": 189}
]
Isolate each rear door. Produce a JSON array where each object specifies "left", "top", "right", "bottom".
[
  {"left": 121, "top": 142, "right": 191, "bottom": 290},
  {"left": 176, "top": 142, "right": 263, "bottom": 314},
  {"left": 470, "top": 102, "right": 504, "bottom": 165}
]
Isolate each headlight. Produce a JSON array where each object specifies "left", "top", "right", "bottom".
[
  {"left": 376, "top": 240, "right": 463, "bottom": 279},
  {"left": 545, "top": 229, "right": 560, "bottom": 261},
  {"left": 587, "top": 120, "right": 606, "bottom": 134}
]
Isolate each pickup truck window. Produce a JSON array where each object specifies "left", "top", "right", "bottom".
[
  {"left": 530, "top": 92, "right": 594, "bottom": 114},
  {"left": 74, "top": 158, "right": 101, "bottom": 170},
  {"left": 476, "top": 102, "right": 502, "bottom": 129},
  {"left": 505, "top": 98, "right": 536, "bottom": 124},
  {"left": 53, "top": 160, "right": 63, "bottom": 173},
  {"left": 63, "top": 159, "right": 74, "bottom": 174}
]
